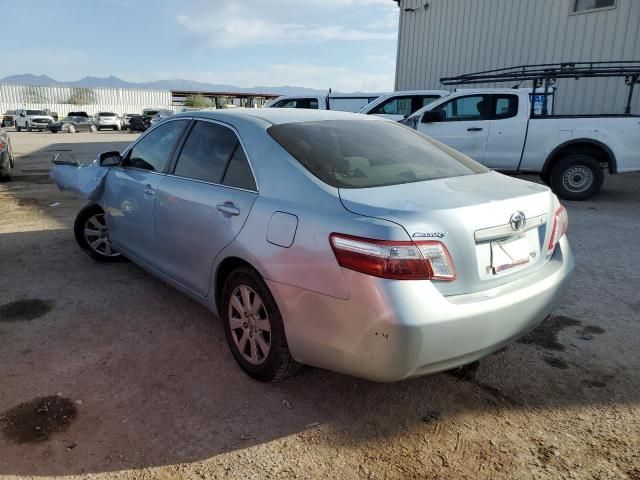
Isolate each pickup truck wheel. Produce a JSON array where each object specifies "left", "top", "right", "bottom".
[
  {"left": 550, "top": 154, "right": 603, "bottom": 201},
  {"left": 15, "top": 124, "right": 21, "bottom": 132},
  {"left": 73, "top": 204, "right": 126, "bottom": 263},
  {"left": 221, "top": 267, "right": 301, "bottom": 382}
]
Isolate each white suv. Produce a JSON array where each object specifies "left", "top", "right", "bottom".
[
  {"left": 94, "top": 112, "right": 122, "bottom": 131},
  {"left": 14, "top": 109, "right": 55, "bottom": 132}
]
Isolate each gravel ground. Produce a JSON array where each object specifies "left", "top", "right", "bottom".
[{"left": 0, "top": 130, "right": 639, "bottom": 480}]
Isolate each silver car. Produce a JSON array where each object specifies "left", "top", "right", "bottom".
[{"left": 51, "top": 109, "right": 573, "bottom": 382}]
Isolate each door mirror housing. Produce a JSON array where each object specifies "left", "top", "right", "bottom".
[
  {"left": 98, "top": 151, "right": 121, "bottom": 167},
  {"left": 421, "top": 110, "right": 446, "bottom": 123}
]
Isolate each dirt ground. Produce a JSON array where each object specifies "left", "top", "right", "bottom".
[{"left": 0, "top": 130, "right": 639, "bottom": 480}]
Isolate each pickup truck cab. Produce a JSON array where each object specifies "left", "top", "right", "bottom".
[
  {"left": 404, "top": 89, "right": 640, "bottom": 200},
  {"left": 266, "top": 93, "right": 384, "bottom": 112},
  {"left": 358, "top": 90, "right": 450, "bottom": 121}
]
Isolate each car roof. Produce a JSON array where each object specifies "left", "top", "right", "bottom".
[{"left": 173, "top": 108, "right": 386, "bottom": 126}]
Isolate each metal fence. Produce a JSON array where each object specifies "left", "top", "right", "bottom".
[{"left": 0, "top": 84, "right": 175, "bottom": 117}]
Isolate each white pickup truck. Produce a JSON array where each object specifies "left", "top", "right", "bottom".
[
  {"left": 266, "top": 92, "right": 384, "bottom": 113},
  {"left": 404, "top": 88, "right": 640, "bottom": 200}
]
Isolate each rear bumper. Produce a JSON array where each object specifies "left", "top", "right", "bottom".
[{"left": 267, "top": 236, "right": 574, "bottom": 382}]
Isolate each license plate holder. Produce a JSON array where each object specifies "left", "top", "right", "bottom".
[{"left": 491, "top": 234, "right": 530, "bottom": 274}]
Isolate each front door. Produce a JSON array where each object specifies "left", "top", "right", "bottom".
[
  {"left": 418, "top": 94, "right": 491, "bottom": 163},
  {"left": 154, "top": 119, "right": 258, "bottom": 296},
  {"left": 102, "top": 119, "right": 189, "bottom": 264}
]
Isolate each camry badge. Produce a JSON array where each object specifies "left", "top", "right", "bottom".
[{"left": 509, "top": 211, "right": 527, "bottom": 232}]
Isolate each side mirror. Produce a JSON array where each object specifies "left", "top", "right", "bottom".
[
  {"left": 421, "top": 110, "right": 446, "bottom": 123},
  {"left": 98, "top": 151, "right": 121, "bottom": 167},
  {"left": 20, "top": 113, "right": 25, "bottom": 117}
]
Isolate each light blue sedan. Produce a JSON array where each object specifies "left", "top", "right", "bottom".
[{"left": 51, "top": 109, "right": 573, "bottom": 382}]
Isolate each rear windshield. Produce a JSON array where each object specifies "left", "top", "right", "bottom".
[
  {"left": 98, "top": 112, "right": 116, "bottom": 116},
  {"left": 267, "top": 120, "right": 487, "bottom": 189},
  {"left": 26, "top": 110, "right": 47, "bottom": 116}
]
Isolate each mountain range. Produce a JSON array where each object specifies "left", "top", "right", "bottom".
[{"left": 0, "top": 74, "right": 326, "bottom": 96}]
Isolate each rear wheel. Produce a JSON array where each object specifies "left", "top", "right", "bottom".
[
  {"left": 549, "top": 154, "right": 603, "bottom": 201},
  {"left": 73, "top": 204, "right": 125, "bottom": 262},
  {"left": 221, "top": 267, "right": 301, "bottom": 381},
  {"left": 0, "top": 152, "right": 12, "bottom": 181}
]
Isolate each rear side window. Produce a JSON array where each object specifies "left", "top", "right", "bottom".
[
  {"left": 437, "top": 95, "right": 490, "bottom": 121},
  {"left": 493, "top": 95, "right": 518, "bottom": 119},
  {"left": 268, "top": 120, "right": 487, "bottom": 189},
  {"left": 369, "top": 97, "right": 413, "bottom": 116},
  {"left": 172, "top": 120, "right": 256, "bottom": 190},
  {"left": 124, "top": 120, "right": 188, "bottom": 172}
]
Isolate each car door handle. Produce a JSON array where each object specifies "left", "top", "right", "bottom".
[
  {"left": 467, "top": 127, "right": 483, "bottom": 132},
  {"left": 216, "top": 203, "right": 240, "bottom": 216},
  {"left": 143, "top": 184, "right": 155, "bottom": 196}
]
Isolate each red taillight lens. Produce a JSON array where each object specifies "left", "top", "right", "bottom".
[
  {"left": 548, "top": 205, "right": 569, "bottom": 251},
  {"left": 329, "top": 233, "right": 456, "bottom": 281}
]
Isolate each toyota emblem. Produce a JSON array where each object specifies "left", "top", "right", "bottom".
[{"left": 509, "top": 211, "right": 527, "bottom": 232}]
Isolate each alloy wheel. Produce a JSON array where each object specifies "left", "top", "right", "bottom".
[
  {"left": 228, "top": 285, "right": 271, "bottom": 365},
  {"left": 83, "top": 213, "right": 120, "bottom": 257}
]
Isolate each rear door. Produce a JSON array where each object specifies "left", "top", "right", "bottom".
[
  {"left": 417, "top": 94, "right": 491, "bottom": 163},
  {"left": 154, "top": 119, "right": 258, "bottom": 296},
  {"left": 102, "top": 119, "right": 189, "bottom": 264},
  {"left": 483, "top": 94, "right": 528, "bottom": 170}
]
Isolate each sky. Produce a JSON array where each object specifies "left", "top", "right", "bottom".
[{"left": 0, "top": 0, "right": 399, "bottom": 92}]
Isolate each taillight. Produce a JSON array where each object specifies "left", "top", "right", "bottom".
[
  {"left": 548, "top": 205, "right": 568, "bottom": 252},
  {"left": 329, "top": 233, "right": 456, "bottom": 281}
]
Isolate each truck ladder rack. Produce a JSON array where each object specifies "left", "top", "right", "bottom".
[{"left": 440, "top": 61, "right": 640, "bottom": 116}]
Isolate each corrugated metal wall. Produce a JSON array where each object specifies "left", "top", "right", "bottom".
[
  {"left": 0, "top": 84, "right": 174, "bottom": 117},
  {"left": 395, "top": 0, "right": 640, "bottom": 114}
]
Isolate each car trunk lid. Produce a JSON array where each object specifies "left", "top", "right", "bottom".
[{"left": 339, "top": 171, "right": 557, "bottom": 296}]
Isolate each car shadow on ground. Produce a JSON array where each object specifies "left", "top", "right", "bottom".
[{"left": 0, "top": 224, "right": 637, "bottom": 476}]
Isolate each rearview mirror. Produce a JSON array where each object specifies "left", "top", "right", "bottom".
[
  {"left": 421, "top": 110, "right": 446, "bottom": 123},
  {"left": 98, "top": 151, "right": 121, "bottom": 167}
]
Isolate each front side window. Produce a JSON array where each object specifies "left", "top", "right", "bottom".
[
  {"left": 268, "top": 120, "right": 487, "bottom": 189},
  {"left": 123, "top": 120, "right": 188, "bottom": 172},
  {"left": 370, "top": 97, "right": 413, "bottom": 116},
  {"left": 437, "top": 95, "right": 490, "bottom": 121},
  {"left": 273, "top": 98, "right": 319, "bottom": 109},
  {"left": 573, "top": 0, "right": 614, "bottom": 12},
  {"left": 419, "top": 95, "right": 442, "bottom": 108}
]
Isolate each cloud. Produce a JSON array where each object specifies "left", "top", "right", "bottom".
[{"left": 177, "top": 0, "right": 397, "bottom": 48}]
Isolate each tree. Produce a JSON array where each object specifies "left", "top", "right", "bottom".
[
  {"left": 64, "top": 88, "right": 97, "bottom": 105},
  {"left": 183, "top": 94, "right": 213, "bottom": 108}
]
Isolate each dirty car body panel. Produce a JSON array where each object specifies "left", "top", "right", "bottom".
[{"left": 51, "top": 109, "right": 574, "bottom": 382}]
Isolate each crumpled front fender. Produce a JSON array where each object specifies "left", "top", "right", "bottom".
[{"left": 50, "top": 159, "right": 109, "bottom": 201}]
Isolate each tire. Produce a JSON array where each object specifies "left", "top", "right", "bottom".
[
  {"left": 15, "top": 124, "right": 21, "bottom": 132},
  {"left": 26, "top": 122, "right": 32, "bottom": 132},
  {"left": 115, "top": 124, "right": 121, "bottom": 131},
  {"left": 90, "top": 124, "right": 97, "bottom": 133},
  {"left": 549, "top": 154, "right": 604, "bottom": 201},
  {"left": 68, "top": 124, "right": 76, "bottom": 134},
  {"left": 0, "top": 152, "right": 12, "bottom": 181},
  {"left": 73, "top": 204, "right": 126, "bottom": 263},
  {"left": 221, "top": 266, "right": 301, "bottom": 382}
]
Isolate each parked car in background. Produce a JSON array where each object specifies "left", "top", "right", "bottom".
[
  {"left": 128, "top": 108, "right": 160, "bottom": 132},
  {"left": 0, "top": 128, "right": 14, "bottom": 180},
  {"left": 68, "top": 111, "right": 90, "bottom": 118},
  {"left": 2, "top": 110, "right": 15, "bottom": 127},
  {"left": 149, "top": 109, "right": 175, "bottom": 126},
  {"left": 94, "top": 112, "right": 122, "bottom": 131},
  {"left": 359, "top": 90, "right": 450, "bottom": 121},
  {"left": 403, "top": 88, "right": 640, "bottom": 200},
  {"left": 122, "top": 113, "right": 137, "bottom": 128},
  {"left": 14, "top": 109, "right": 54, "bottom": 131},
  {"left": 48, "top": 115, "right": 98, "bottom": 133},
  {"left": 51, "top": 109, "right": 573, "bottom": 383},
  {"left": 43, "top": 109, "right": 59, "bottom": 121},
  {"left": 266, "top": 92, "right": 385, "bottom": 112}
]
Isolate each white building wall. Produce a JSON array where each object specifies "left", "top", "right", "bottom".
[{"left": 395, "top": 0, "right": 640, "bottom": 114}]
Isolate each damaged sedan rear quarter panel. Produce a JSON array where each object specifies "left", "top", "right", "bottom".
[{"left": 50, "top": 109, "right": 574, "bottom": 382}]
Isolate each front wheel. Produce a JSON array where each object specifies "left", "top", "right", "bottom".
[
  {"left": 549, "top": 154, "right": 604, "bottom": 201},
  {"left": 73, "top": 204, "right": 126, "bottom": 262},
  {"left": 15, "top": 124, "right": 21, "bottom": 132},
  {"left": 221, "top": 267, "right": 301, "bottom": 381},
  {"left": 68, "top": 124, "right": 76, "bottom": 134},
  {"left": 26, "top": 123, "right": 32, "bottom": 132},
  {"left": 90, "top": 124, "right": 97, "bottom": 133}
]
